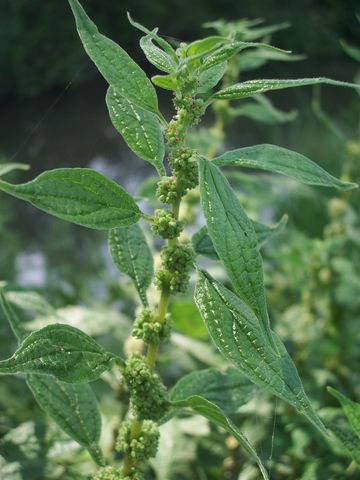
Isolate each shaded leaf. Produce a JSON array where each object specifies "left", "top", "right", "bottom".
[
  {"left": 340, "top": 40, "right": 360, "bottom": 63},
  {"left": 172, "top": 395, "right": 269, "bottom": 480},
  {"left": 151, "top": 74, "right": 178, "bottom": 91},
  {"left": 196, "top": 62, "right": 227, "bottom": 94},
  {"left": 212, "top": 77, "right": 360, "bottom": 100},
  {"left": 140, "top": 34, "right": 178, "bottom": 73},
  {"left": 0, "top": 324, "right": 118, "bottom": 383},
  {"left": 328, "top": 387, "right": 360, "bottom": 441},
  {"left": 0, "top": 168, "right": 142, "bottom": 229},
  {"left": 328, "top": 423, "right": 360, "bottom": 466},
  {"left": 108, "top": 224, "right": 154, "bottom": 306},
  {"left": 194, "top": 269, "right": 326, "bottom": 434},
  {"left": 27, "top": 375, "right": 104, "bottom": 465},
  {"left": 68, "top": 0, "right": 159, "bottom": 115},
  {"left": 106, "top": 87, "right": 165, "bottom": 175},
  {"left": 233, "top": 94, "right": 297, "bottom": 124},
  {"left": 0, "top": 288, "right": 28, "bottom": 342},
  {"left": 0, "top": 163, "right": 29, "bottom": 178},
  {"left": 213, "top": 144, "right": 357, "bottom": 190}
]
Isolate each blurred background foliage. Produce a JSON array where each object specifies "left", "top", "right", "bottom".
[{"left": 1, "top": 1, "right": 360, "bottom": 479}]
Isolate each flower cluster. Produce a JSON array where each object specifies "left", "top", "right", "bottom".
[
  {"left": 155, "top": 244, "right": 194, "bottom": 294},
  {"left": 92, "top": 466, "right": 131, "bottom": 480},
  {"left": 171, "top": 149, "right": 199, "bottom": 192},
  {"left": 116, "top": 420, "right": 160, "bottom": 462},
  {"left": 132, "top": 309, "right": 171, "bottom": 344},
  {"left": 151, "top": 209, "right": 183, "bottom": 239},
  {"left": 123, "top": 354, "right": 168, "bottom": 421}
]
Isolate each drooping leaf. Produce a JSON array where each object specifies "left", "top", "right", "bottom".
[
  {"left": 0, "top": 163, "right": 29, "bottom": 177},
  {"left": 233, "top": 95, "right": 297, "bottom": 124},
  {"left": 151, "top": 74, "right": 178, "bottom": 91},
  {"left": 212, "top": 77, "right": 360, "bottom": 100},
  {"left": 106, "top": 87, "right": 165, "bottom": 175},
  {"left": 127, "top": 13, "right": 178, "bottom": 62},
  {"left": 140, "top": 34, "right": 178, "bottom": 73},
  {"left": 192, "top": 215, "right": 288, "bottom": 259},
  {"left": 68, "top": 0, "right": 159, "bottom": 115},
  {"left": 236, "top": 49, "right": 306, "bottom": 73},
  {"left": 196, "top": 62, "right": 227, "bottom": 94},
  {"left": 213, "top": 144, "right": 357, "bottom": 190},
  {"left": 170, "top": 367, "right": 256, "bottom": 413},
  {"left": 108, "top": 224, "right": 154, "bottom": 306},
  {"left": 199, "top": 158, "right": 274, "bottom": 348},
  {"left": 0, "top": 323, "right": 118, "bottom": 383},
  {"left": 171, "top": 395, "right": 269, "bottom": 480},
  {"left": 0, "top": 288, "right": 28, "bottom": 341},
  {"left": 328, "top": 387, "right": 360, "bottom": 441},
  {"left": 6, "top": 291, "right": 55, "bottom": 318},
  {"left": 0, "top": 168, "right": 142, "bottom": 229},
  {"left": 200, "top": 41, "right": 289, "bottom": 71},
  {"left": 194, "top": 269, "right": 326, "bottom": 434},
  {"left": 27, "top": 375, "right": 104, "bottom": 465}
]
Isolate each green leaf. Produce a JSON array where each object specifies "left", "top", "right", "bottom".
[
  {"left": 185, "top": 36, "right": 227, "bottom": 58},
  {"left": 0, "top": 288, "right": 28, "bottom": 341},
  {"left": 6, "top": 290, "right": 55, "bottom": 318},
  {"left": 140, "top": 34, "right": 178, "bottom": 73},
  {"left": 171, "top": 395, "right": 269, "bottom": 480},
  {"left": 68, "top": 0, "right": 159, "bottom": 115},
  {"left": 340, "top": 40, "right": 360, "bottom": 63},
  {"left": 127, "top": 13, "right": 178, "bottom": 62},
  {"left": 199, "top": 158, "right": 274, "bottom": 348},
  {"left": 106, "top": 87, "right": 165, "bottom": 175},
  {"left": 27, "top": 375, "right": 104, "bottom": 465},
  {"left": 213, "top": 144, "right": 357, "bottom": 190},
  {"left": 151, "top": 74, "right": 178, "bottom": 91},
  {"left": 328, "top": 387, "right": 360, "bottom": 440},
  {"left": 108, "top": 224, "right": 154, "bottom": 306},
  {"left": 0, "top": 168, "right": 142, "bottom": 229},
  {"left": 0, "top": 323, "right": 117, "bottom": 383},
  {"left": 233, "top": 95, "right": 297, "bottom": 124},
  {"left": 0, "top": 163, "right": 29, "bottom": 177},
  {"left": 194, "top": 270, "right": 326, "bottom": 434},
  {"left": 212, "top": 77, "right": 360, "bottom": 100},
  {"left": 328, "top": 423, "right": 360, "bottom": 466},
  {"left": 170, "top": 367, "right": 256, "bottom": 413},
  {"left": 200, "top": 41, "right": 289, "bottom": 71},
  {"left": 171, "top": 299, "right": 208, "bottom": 340},
  {"left": 196, "top": 61, "right": 227, "bottom": 94},
  {"left": 192, "top": 215, "right": 288, "bottom": 259}
]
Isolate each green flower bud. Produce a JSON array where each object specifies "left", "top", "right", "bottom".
[
  {"left": 156, "top": 177, "right": 179, "bottom": 204},
  {"left": 151, "top": 209, "right": 184, "bottom": 240},
  {"left": 123, "top": 354, "right": 168, "bottom": 421},
  {"left": 132, "top": 309, "right": 171, "bottom": 344},
  {"left": 161, "top": 244, "right": 194, "bottom": 273},
  {"left": 116, "top": 420, "right": 160, "bottom": 461},
  {"left": 92, "top": 466, "right": 126, "bottom": 480}
]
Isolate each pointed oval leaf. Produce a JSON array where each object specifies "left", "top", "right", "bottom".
[
  {"left": 196, "top": 62, "right": 227, "bottom": 94},
  {"left": 199, "top": 157, "right": 274, "bottom": 348},
  {"left": 0, "top": 168, "right": 142, "bottom": 229},
  {"left": 106, "top": 87, "right": 165, "bottom": 175},
  {"left": 186, "top": 36, "right": 227, "bottom": 58},
  {"left": 27, "top": 375, "right": 104, "bottom": 465},
  {"left": 213, "top": 144, "right": 357, "bottom": 190},
  {"left": 0, "top": 323, "right": 117, "bottom": 383},
  {"left": 0, "top": 163, "right": 30, "bottom": 177},
  {"left": 170, "top": 367, "right": 256, "bottom": 413},
  {"left": 212, "top": 77, "right": 360, "bottom": 101},
  {"left": 140, "top": 34, "right": 178, "bottom": 73},
  {"left": 194, "top": 270, "right": 326, "bottom": 434},
  {"left": 171, "top": 395, "right": 269, "bottom": 480},
  {"left": 68, "top": 0, "right": 159, "bottom": 115},
  {"left": 108, "top": 224, "right": 154, "bottom": 306},
  {"left": 328, "top": 423, "right": 360, "bottom": 466}
]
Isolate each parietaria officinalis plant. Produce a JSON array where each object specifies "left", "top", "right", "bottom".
[{"left": 0, "top": 2, "right": 359, "bottom": 479}]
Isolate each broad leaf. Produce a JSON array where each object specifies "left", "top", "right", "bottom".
[
  {"left": 199, "top": 158, "right": 274, "bottom": 348},
  {"left": 328, "top": 387, "right": 360, "bottom": 441},
  {"left": 108, "top": 224, "right": 154, "bottom": 306},
  {"left": 194, "top": 270, "right": 326, "bottom": 434},
  {"left": 200, "top": 41, "right": 289, "bottom": 71},
  {"left": 140, "top": 34, "right": 178, "bottom": 73},
  {"left": 192, "top": 215, "right": 288, "bottom": 259},
  {"left": 27, "top": 375, "right": 104, "bottom": 465},
  {"left": 151, "top": 74, "right": 178, "bottom": 91},
  {"left": 0, "top": 168, "right": 142, "bottom": 229},
  {"left": 170, "top": 367, "right": 256, "bottom": 413},
  {"left": 68, "top": 0, "right": 159, "bottom": 115},
  {"left": 106, "top": 87, "right": 165, "bottom": 175},
  {"left": 196, "top": 62, "right": 227, "bottom": 94},
  {"left": 185, "top": 36, "right": 227, "bottom": 57},
  {"left": 213, "top": 144, "right": 357, "bottom": 190},
  {"left": 0, "top": 323, "right": 117, "bottom": 383},
  {"left": 0, "top": 163, "right": 29, "bottom": 177},
  {"left": 172, "top": 395, "right": 269, "bottom": 480},
  {"left": 212, "top": 77, "right": 360, "bottom": 100}
]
